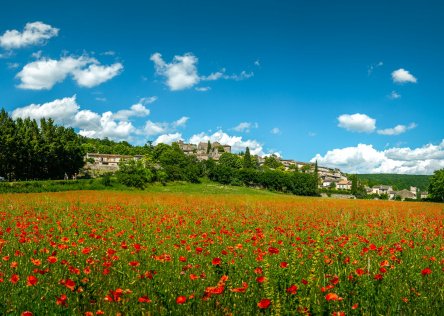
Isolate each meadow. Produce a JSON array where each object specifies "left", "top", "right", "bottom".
[{"left": 0, "top": 189, "right": 442, "bottom": 315}]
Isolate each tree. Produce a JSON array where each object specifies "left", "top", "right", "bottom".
[
  {"left": 219, "top": 153, "right": 242, "bottom": 169},
  {"left": 243, "top": 147, "right": 253, "bottom": 169},
  {"left": 116, "top": 159, "right": 153, "bottom": 189},
  {"left": 264, "top": 155, "right": 283, "bottom": 169},
  {"left": 429, "top": 168, "right": 444, "bottom": 202},
  {"left": 207, "top": 141, "right": 212, "bottom": 154}
]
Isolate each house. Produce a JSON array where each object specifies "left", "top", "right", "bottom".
[
  {"left": 396, "top": 189, "right": 417, "bottom": 200},
  {"left": 336, "top": 179, "right": 352, "bottom": 190},
  {"left": 85, "top": 153, "right": 137, "bottom": 166},
  {"left": 371, "top": 185, "right": 393, "bottom": 195},
  {"left": 420, "top": 191, "right": 428, "bottom": 199}
]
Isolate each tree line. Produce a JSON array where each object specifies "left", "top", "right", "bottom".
[{"left": 0, "top": 109, "right": 84, "bottom": 181}]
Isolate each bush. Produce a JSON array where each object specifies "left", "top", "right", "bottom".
[{"left": 116, "top": 160, "right": 153, "bottom": 189}]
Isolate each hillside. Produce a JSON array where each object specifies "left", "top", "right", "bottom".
[{"left": 357, "top": 174, "right": 431, "bottom": 191}]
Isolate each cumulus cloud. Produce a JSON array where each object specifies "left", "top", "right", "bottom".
[
  {"left": 377, "top": 123, "right": 416, "bottom": 136},
  {"left": 0, "top": 21, "right": 58, "bottom": 49},
  {"left": 311, "top": 140, "right": 444, "bottom": 175},
  {"left": 233, "top": 122, "right": 258, "bottom": 133},
  {"left": 153, "top": 133, "right": 184, "bottom": 145},
  {"left": 16, "top": 54, "right": 123, "bottom": 90},
  {"left": 271, "top": 127, "right": 281, "bottom": 135},
  {"left": 151, "top": 52, "right": 199, "bottom": 91},
  {"left": 150, "top": 52, "right": 253, "bottom": 91},
  {"left": 12, "top": 95, "right": 79, "bottom": 124},
  {"left": 392, "top": 68, "right": 417, "bottom": 84},
  {"left": 11, "top": 95, "right": 157, "bottom": 142},
  {"left": 72, "top": 63, "right": 123, "bottom": 88},
  {"left": 188, "top": 130, "right": 264, "bottom": 155},
  {"left": 337, "top": 113, "right": 376, "bottom": 133},
  {"left": 389, "top": 90, "right": 401, "bottom": 99},
  {"left": 144, "top": 116, "right": 189, "bottom": 136}
]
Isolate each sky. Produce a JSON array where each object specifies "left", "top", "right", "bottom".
[{"left": 1, "top": 0, "right": 443, "bottom": 174}]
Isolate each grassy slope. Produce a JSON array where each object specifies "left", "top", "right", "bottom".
[
  {"left": 0, "top": 178, "right": 281, "bottom": 196},
  {"left": 357, "top": 174, "right": 431, "bottom": 191}
]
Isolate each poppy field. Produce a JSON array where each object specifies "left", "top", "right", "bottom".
[{"left": 0, "top": 191, "right": 443, "bottom": 315}]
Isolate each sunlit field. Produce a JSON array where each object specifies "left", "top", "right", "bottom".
[{"left": 0, "top": 191, "right": 443, "bottom": 315}]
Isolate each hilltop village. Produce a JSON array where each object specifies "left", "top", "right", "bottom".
[{"left": 84, "top": 140, "right": 426, "bottom": 200}]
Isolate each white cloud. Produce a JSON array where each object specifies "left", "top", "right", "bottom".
[
  {"left": 368, "top": 61, "right": 383, "bottom": 75},
  {"left": 11, "top": 95, "right": 161, "bottom": 142},
  {"left": 311, "top": 140, "right": 444, "bottom": 175},
  {"left": 151, "top": 52, "right": 199, "bottom": 91},
  {"left": 16, "top": 55, "right": 123, "bottom": 90},
  {"left": 154, "top": 133, "right": 183, "bottom": 145},
  {"left": 392, "top": 68, "right": 417, "bottom": 84},
  {"left": 0, "top": 21, "right": 59, "bottom": 49},
  {"left": 389, "top": 90, "right": 401, "bottom": 99},
  {"left": 377, "top": 122, "right": 416, "bottom": 136},
  {"left": 271, "top": 127, "right": 281, "bottom": 135},
  {"left": 139, "top": 96, "right": 158, "bottom": 105},
  {"left": 195, "top": 86, "right": 211, "bottom": 92},
  {"left": 254, "top": 59, "right": 261, "bottom": 66},
  {"left": 337, "top": 113, "right": 376, "bottom": 133},
  {"left": 188, "top": 130, "right": 264, "bottom": 155},
  {"left": 144, "top": 116, "right": 188, "bottom": 136},
  {"left": 72, "top": 63, "right": 123, "bottom": 88},
  {"left": 233, "top": 122, "right": 258, "bottom": 133},
  {"left": 7, "top": 62, "right": 20, "bottom": 69},
  {"left": 112, "top": 103, "right": 150, "bottom": 121},
  {"left": 150, "top": 52, "right": 253, "bottom": 91},
  {"left": 12, "top": 95, "right": 79, "bottom": 124}
]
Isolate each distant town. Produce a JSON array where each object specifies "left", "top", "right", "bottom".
[{"left": 84, "top": 140, "right": 427, "bottom": 201}]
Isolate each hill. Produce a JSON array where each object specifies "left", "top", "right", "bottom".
[{"left": 357, "top": 174, "right": 431, "bottom": 191}]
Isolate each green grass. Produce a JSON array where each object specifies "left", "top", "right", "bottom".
[{"left": 0, "top": 178, "right": 281, "bottom": 196}]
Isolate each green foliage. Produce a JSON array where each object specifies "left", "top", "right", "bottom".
[
  {"left": 357, "top": 173, "right": 431, "bottom": 191},
  {"left": 100, "top": 173, "right": 113, "bottom": 186},
  {"left": 263, "top": 155, "right": 283, "bottom": 169},
  {"left": 0, "top": 109, "right": 84, "bottom": 181},
  {"left": 116, "top": 159, "right": 153, "bottom": 189},
  {"left": 428, "top": 168, "right": 444, "bottom": 202},
  {"left": 219, "top": 152, "right": 242, "bottom": 169},
  {"left": 243, "top": 147, "right": 254, "bottom": 169}
]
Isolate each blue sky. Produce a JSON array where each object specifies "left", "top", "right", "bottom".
[{"left": 1, "top": 0, "right": 443, "bottom": 174}]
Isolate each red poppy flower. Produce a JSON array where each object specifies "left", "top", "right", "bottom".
[
  {"left": 27, "top": 275, "right": 38, "bottom": 286},
  {"left": 280, "top": 261, "right": 288, "bottom": 268},
  {"left": 257, "top": 298, "right": 271, "bottom": 309},
  {"left": 286, "top": 284, "right": 298, "bottom": 294},
  {"left": 189, "top": 274, "right": 199, "bottom": 280},
  {"left": 179, "top": 256, "right": 187, "bottom": 262},
  {"left": 21, "top": 312, "right": 33, "bottom": 316},
  {"left": 176, "top": 295, "right": 187, "bottom": 304},
  {"left": 129, "top": 261, "right": 140, "bottom": 267},
  {"left": 256, "top": 276, "right": 266, "bottom": 283},
  {"left": 421, "top": 267, "right": 432, "bottom": 276},
  {"left": 374, "top": 274, "right": 383, "bottom": 280},
  {"left": 211, "top": 257, "right": 221, "bottom": 265},
  {"left": 325, "top": 293, "right": 339, "bottom": 301},
  {"left": 268, "top": 247, "right": 279, "bottom": 254},
  {"left": 231, "top": 282, "right": 248, "bottom": 293},
  {"left": 355, "top": 268, "right": 365, "bottom": 276},
  {"left": 56, "top": 294, "right": 68, "bottom": 306},
  {"left": 138, "top": 296, "right": 151, "bottom": 303},
  {"left": 254, "top": 267, "right": 263, "bottom": 275},
  {"left": 47, "top": 256, "right": 58, "bottom": 264},
  {"left": 10, "top": 274, "right": 19, "bottom": 284},
  {"left": 352, "top": 303, "right": 359, "bottom": 310}
]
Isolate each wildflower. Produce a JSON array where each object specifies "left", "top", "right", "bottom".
[
  {"left": 421, "top": 267, "right": 432, "bottom": 276},
  {"left": 325, "top": 293, "right": 339, "bottom": 301},
  {"left": 138, "top": 296, "right": 151, "bottom": 303},
  {"left": 176, "top": 295, "right": 187, "bottom": 304},
  {"left": 286, "top": 284, "right": 298, "bottom": 294},
  {"left": 21, "top": 312, "right": 33, "bottom": 316},
  {"left": 27, "top": 275, "right": 38, "bottom": 286},
  {"left": 10, "top": 274, "right": 19, "bottom": 284},
  {"left": 231, "top": 282, "right": 248, "bottom": 293},
  {"left": 56, "top": 294, "right": 68, "bottom": 306},
  {"left": 47, "top": 256, "right": 58, "bottom": 264},
  {"left": 268, "top": 247, "right": 279, "bottom": 254},
  {"left": 280, "top": 261, "right": 288, "bottom": 268},
  {"left": 257, "top": 298, "right": 271, "bottom": 309},
  {"left": 212, "top": 257, "right": 222, "bottom": 265}
]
